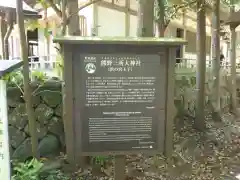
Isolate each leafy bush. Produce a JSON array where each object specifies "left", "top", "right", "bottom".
[
  {"left": 11, "top": 159, "right": 43, "bottom": 180},
  {"left": 91, "top": 156, "right": 112, "bottom": 166},
  {"left": 11, "top": 159, "right": 70, "bottom": 180}
]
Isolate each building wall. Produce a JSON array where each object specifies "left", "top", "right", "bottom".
[
  {"left": 7, "top": 0, "right": 229, "bottom": 64},
  {"left": 8, "top": 26, "right": 20, "bottom": 59},
  {"left": 37, "top": 1, "right": 94, "bottom": 58},
  {"left": 97, "top": 6, "right": 125, "bottom": 36},
  {"left": 236, "top": 31, "right": 240, "bottom": 63}
]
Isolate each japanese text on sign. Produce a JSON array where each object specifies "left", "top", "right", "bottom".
[{"left": 100, "top": 56, "right": 141, "bottom": 72}]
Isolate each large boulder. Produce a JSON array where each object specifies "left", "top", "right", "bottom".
[
  {"left": 12, "top": 138, "right": 32, "bottom": 161},
  {"left": 38, "top": 135, "right": 60, "bottom": 157},
  {"left": 35, "top": 104, "right": 54, "bottom": 125}
]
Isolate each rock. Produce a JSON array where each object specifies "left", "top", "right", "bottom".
[
  {"left": 168, "top": 163, "right": 192, "bottom": 178},
  {"left": 12, "top": 138, "right": 32, "bottom": 161},
  {"left": 38, "top": 135, "right": 60, "bottom": 157},
  {"left": 7, "top": 87, "right": 22, "bottom": 107},
  {"left": 32, "top": 95, "right": 41, "bottom": 108},
  {"left": 24, "top": 122, "right": 47, "bottom": 140},
  {"left": 35, "top": 104, "right": 54, "bottom": 124},
  {"left": 59, "top": 135, "right": 65, "bottom": 147},
  {"left": 40, "top": 159, "right": 63, "bottom": 173},
  {"left": 9, "top": 126, "right": 26, "bottom": 149},
  {"left": 9, "top": 146, "right": 14, "bottom": 157},
  {"left": 8, "top": 104, "right": 27, "bottom": 129},
  {"left": 174, "top": 99, "right": 184, "bottom": 117},
  {"left": 55, "top": 104, "right": 62, "bottom": 117},
  {"left": 48, "top": 116, "right": 64, "bottom": 137},
  {"left": 41, "top": 91, "right": 62, "bottom": 108}
]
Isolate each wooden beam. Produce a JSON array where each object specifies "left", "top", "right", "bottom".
[{"left": 97, "top": 1, "right": 137, "bottom": 15}]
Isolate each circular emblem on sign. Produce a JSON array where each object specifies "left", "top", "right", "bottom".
[{"left": 85, "top": 63, "right": 96, "bottom": 74}]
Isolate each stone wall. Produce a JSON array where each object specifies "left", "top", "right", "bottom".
[
  {"left": 174, "top": 71, "right": 231, "bottom": 119},
  {"left": 7, "top": 72, "right": 232, "bottom": 161},
  {"left": 7, "top": 81, "right": 64, "bottom": 161}
]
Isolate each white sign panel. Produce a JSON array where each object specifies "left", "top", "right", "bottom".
[{"left": 0, "top": 80, "right": 11, "bottom": 179}]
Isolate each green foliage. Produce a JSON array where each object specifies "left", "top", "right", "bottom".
[
  {"left": 37, "top": 0, "right": 49, "bottom": 9},
  {"left": 11, "top": 159, "right": 70, "bottom": 180},
  {"left": 91, "top": 156, "right": 112, "bottom": 166},
  {"left": 155, "top": 0, "right": 197, "bottom": 25},
  {"left": 11, "top": 159, "right": 43, "bottom": 180},
  {"left": 39, "top": 170, "right": 70, "bottom": 180},
  {"left": 25, "top": 20, "right": 41, "bottom": 31},
  {"left": 221, "top": 0, "right": 240, "bottom": 6},
  {"left": 3, "top": 70, "right": 51, "bottom": 88},
  {"left": 3, "top": 71, "right": 24, "bottom": 86},
  {"left": 55, "top": 53, "right": 64, "bottom": 77},
  {"left": 31, "top": 71, "right": 47, "bottom": 82}
]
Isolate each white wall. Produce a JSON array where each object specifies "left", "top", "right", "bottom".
[
  {"left": 129, "top": 15, "right": 137, "bottom": 37},
  {"left": 97, "top": 6, "right": 125, "bottom": 36},
  {"left": 37, "top": 3, "right": 93, "bottom": 60},
  {"left": 8, "top": 25, "right": 20, "bottom": 59},
  {"left": 78, "top": 4, "right": 93, "bottom": 36}
]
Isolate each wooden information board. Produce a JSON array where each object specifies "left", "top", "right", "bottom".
[
  {"left": 0, "top": 60, "right": 23, "bottom": 180},
  {"left": 53, "top": 37, "right": 187, "bottom": 159},
  {"left": 80, "top": 54, "right": 165, "bottom": 153}
]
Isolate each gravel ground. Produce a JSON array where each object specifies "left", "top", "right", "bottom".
[{"left": 72, "top": 113, "right": 240, "bottom": 180}]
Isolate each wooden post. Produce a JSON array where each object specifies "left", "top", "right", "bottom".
[
  {"left": 114, "top": 155, "right": 125, "bottom": 180},
  {"left": 0, "top": 79, "right": 11, "bottom": 180},
  {"left": 62, "top": 46, "right": 75, "bottom": 164},
  {"left": 165, "top": 48, "right": 177, "bottom": 157}
]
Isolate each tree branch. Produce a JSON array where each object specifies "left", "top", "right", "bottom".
[
  {"left": 61, "top": 0, "right": 67, "bottom": 35},
  {"left": 45, "top": 0, "right": 62, "bottom": 18},
  {"left": 169, "top": 0, "right": 198, "bottom": 20},
  {"left": 66, "top": 0, "right": 102, "bottom": 22}
]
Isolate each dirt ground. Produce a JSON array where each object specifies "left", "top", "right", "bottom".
[{"left": 68, "top": 113, "right": 240, "bottom": 180}]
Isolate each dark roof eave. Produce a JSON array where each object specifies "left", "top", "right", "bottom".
[
  {"left": 24, "top": 13, "right": 41, "bottom": 19},
  {"left": 53, "top": 36, "right": 188, "bottom": 46}
]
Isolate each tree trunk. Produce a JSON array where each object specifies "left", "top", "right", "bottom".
[
  {"left": 229, "top": 1, "right": 237, "bottom": 114},
  {"left": 137, "top": 0, "right": 154, "bottom": 37},
  {"left": 210, "top": 0, "right": 221, "bottom": 120},
  {"left": 0, "top": 17, "right": 7, "bottom": 59},
  {"left": 195, "top": 0, "right": 206, "bottom": 130},
  {"left": 61, "top": 0, "right": 67, "bottom": 35},
  {"left": 3, "top": 12, "right": 13, "bottom": 59},
  {"left": 157, "top": 0, "right": 165, "bottom": 37},
  {"left": 44, "top": 8, "right": 50, "bottom": 61},
  {"left": 67, "top": 0, "right": 81, "bottom": 35},
  {"left": 16, "top": 0, "right": 39, "bottom": 158}
]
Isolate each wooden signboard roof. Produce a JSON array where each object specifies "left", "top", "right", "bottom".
[
  {"left": 223, "top": 10, "right": 240, "bottom": 26},
  {"left": 0, "top": 60, "right": 23, "bottom": 78},
  {"left": 0, "top": 0, "right": 37, "bottom": 14},
  {"left": 53, "top": 36, "right": 187, "bottom": 46}
]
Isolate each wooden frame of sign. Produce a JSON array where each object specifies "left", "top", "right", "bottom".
[
  {"left": 53, "top": 36, "right": 186, "bottom": 160},
  {"left": 0, "top": 60, "right": 23, "bottom": 180}
]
